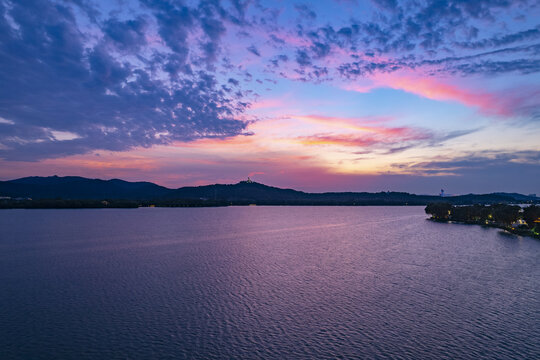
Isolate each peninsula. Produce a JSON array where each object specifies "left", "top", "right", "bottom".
[{"left": 425, "top": 203, "right": 540, "bottom": 239}]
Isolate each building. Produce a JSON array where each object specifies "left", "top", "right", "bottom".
[{"left": 511, "top": 219, "right": 527, "bottom": 228}]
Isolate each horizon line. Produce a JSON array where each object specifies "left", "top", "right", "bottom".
[{"left": 1, "top": 174, "right": 538, "bottom": 198}]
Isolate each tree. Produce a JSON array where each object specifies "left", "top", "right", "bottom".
[
  {"left": 523, "top": 205, "right": 540, "bottom": 229},
  {"left": 480, "top": 207, "right": 492, "bottom": 222},
  {"left": 451, "top": 206, "right": 470, "bottom": 222},
  {"left": 491, "top": 204, "right": 520, "bottom": 226},
  {"left": 425, "top": 202, "right": 452, "bottom": 220},
  {"left": 469, "top": 204, "right": 488, "bottom": 221}
]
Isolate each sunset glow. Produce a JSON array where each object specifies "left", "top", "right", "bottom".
[{"left": 0, "top": 0, "right": 539, "bottom": 194}]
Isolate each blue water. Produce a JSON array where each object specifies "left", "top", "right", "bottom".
[{"left": 0, "top": 206, "right": 539, "bottom": 359}]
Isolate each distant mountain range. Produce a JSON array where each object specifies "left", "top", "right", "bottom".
[{"left": 0, "top": 176, "right": 538, "bottom": 206}]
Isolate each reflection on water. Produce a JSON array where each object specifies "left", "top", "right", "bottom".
[{"left": 1, "top": 206, "right": 539, "bottom": 359}]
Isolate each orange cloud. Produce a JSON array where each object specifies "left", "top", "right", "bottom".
[
  {"left": 296, "top": 127, "right": 430, "bottom": 148},
  {"left": 289, "top": 115, "right": 430, "bottom": 147},
  {"left": 298, "top": 134, "right": 378, "bottom": 147},
  {"left": 290, "top": 114, "right": 409, "bottom": 135},
  {"left": 55, "top": 156, "right": 158, "bottom": 171}
]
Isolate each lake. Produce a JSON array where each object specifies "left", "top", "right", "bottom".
[{"left": 0, "top": 206, "right": 539, "bottom": 359}]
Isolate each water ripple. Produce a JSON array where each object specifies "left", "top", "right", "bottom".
[{"left": 0, "top": 206, "right": 538, "bottom": 359}]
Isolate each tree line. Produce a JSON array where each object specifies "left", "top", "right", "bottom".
[
  {"left": 425, "top": 203, "right": 540, "bottom": 237},
  {"left": 0, "top": 198, "right": 230, "bottom": 209}
]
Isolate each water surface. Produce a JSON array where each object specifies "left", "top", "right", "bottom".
[{"left": 1, "top": 206, "right": 538, "bottom": 359}]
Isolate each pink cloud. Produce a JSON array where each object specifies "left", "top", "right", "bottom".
[
  {"left": 289, "top": 114, "right": 434, "bottom": 151},
  {"left": 345, "top": 72, "right": 510, "bottom": 116},
  {"left": 249, "top": 98, "right": 288, "bottom": 110},
  {"left": 248, "top": 171, "right": 265, "bottom": 178},
  {"left": 296, "top": 130, "right": 429, "bottom": 148}
]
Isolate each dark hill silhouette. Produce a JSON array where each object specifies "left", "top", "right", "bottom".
[
  {"left": 0, "top": 175, "right": 169, "bottom": 200},
  {"left": 0, "top": 176, "right": 538, "bottom": 205},
  {"left": 170, "top": 181, "right": 307, "bottom": 202}
]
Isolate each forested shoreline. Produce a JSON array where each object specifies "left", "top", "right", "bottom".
[{"left": 425, "top": 203, "right": 540, "bottom": 239}]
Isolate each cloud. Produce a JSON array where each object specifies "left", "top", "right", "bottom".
[
  {"left": 453, "top": 58, "right": 540, "bottom": 76},
  {"left": 103, "top": 16, "right": 149, "bottom": 52},
  {"left": 247, "top": 45, "right": 261, "bottom": 56},
  {"left": 0, "top": 0, "right": 251, "bottom": 161},
  {"left": 295, "top": 130, "right": 437, "bottom": 153},
  {"left": 391, "top": 151, "right": 540, "bottom": 192},
  {"left": 295, "top": 49, "right": 312, "bottom": 66},
  {"left": 455, "top": 26, "right": 540, "bottom": 49},
  {"left": 371, "top": 0, "right": 398, "bottom": 11},
  {"left": 3, "top": 148, "right": 536, "bottom": 194},
  {"left": 1, "top": 0, "right": 539, "bottom": 165},
  {"left": 294, "top": 4, "right": 317, "bottom": 20},
  {"left": 291, "top": 114, "right": 402, "bottom": 134},
  {"left": 0, "top": 117, "right": 15, "bottom": 125},
  {"left": 343, "top": 70, "right": 539, "bottom": 117},
  {"left": 256, "top": 0, "right": 540, "bottom": 116},
  {"left": 291, "top": 114, "right": 477, "bottom": 154}
]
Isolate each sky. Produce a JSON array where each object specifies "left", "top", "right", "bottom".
[{"left": 0, "top": 0, "right": 539, "bottom": 194}]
